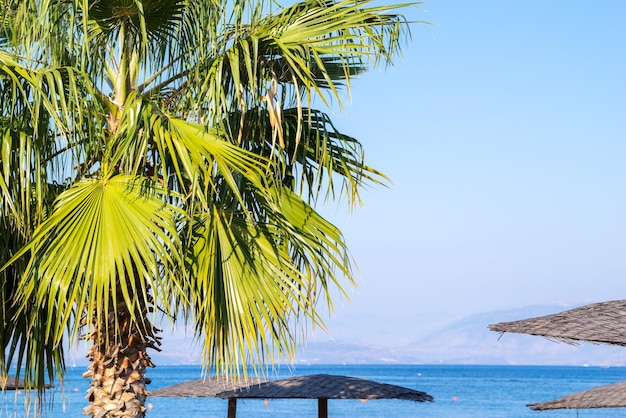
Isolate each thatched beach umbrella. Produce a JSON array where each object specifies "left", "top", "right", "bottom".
[
  {"left": 217, "top": 373, "right": 434, "bottom": 418},
  {"left": 150, "top": 376, "right": 265, "bottom": 397},
  {"left": 1, "top": 376, "right": 53, "bottom": 390},
  {"left": 488, "top": 299, "right": 626, "bottom": 346},
  {"left": 528, "top": 380, "right": 626, "bottom": 411},
  {"left": 2, "top": 376, "right": 25, "bottom": 390},
  {"left": 150, "top": 376, "right": 266, "bottom": 417},
  {"left": 489, "top": 299, "right": 626, "bottom": 411}
]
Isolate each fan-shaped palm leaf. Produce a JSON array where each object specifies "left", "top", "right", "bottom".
[
  {"left": 10, "top": 175, "right": 183, "bottom": 345},
  {"left": 184, "top": 186, "right": 352, "bottom": 374}
]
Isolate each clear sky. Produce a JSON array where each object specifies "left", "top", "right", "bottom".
[{"left": 312, "top": 0, "right": 626, "bottom": 344}]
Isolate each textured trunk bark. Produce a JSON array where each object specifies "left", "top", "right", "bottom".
[{"left": 82, "top": 286, "right": 160, "bottom": 417}]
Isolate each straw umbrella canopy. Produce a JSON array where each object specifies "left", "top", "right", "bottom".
[
  {"left": 150, "top": 376, "right": 266, "bottom": 417},
  {"left": 488, "top": 299, "right": 626, "bottom": 346},
  {"left": 2, "top": 376, "right": 25, "bottom": 390},
  {"left": 150, "top": 376, "right": 266, "bottom": 398},
  {"left": 489, "top": 299, "right": 626, "bottom": 411},
  {"left": 528, "top": 380, "right": 626, "bottom": 411},
  {"left": 1, "top": 376, "right": 54, "bottom": 390},
  {"left": 217, "top": 373, "right": 434, "bottom": 418}
]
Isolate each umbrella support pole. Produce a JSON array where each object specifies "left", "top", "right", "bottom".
[
  {"left": 318, "top": 398, "right": 328, "bottom": 418},
  {"left": 227, "top": 398, "right": 237, "bottom": 418}
]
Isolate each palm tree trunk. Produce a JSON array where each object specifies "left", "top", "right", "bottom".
[{"left": 82, "top": 285, "right": 160, "bottom": 417}]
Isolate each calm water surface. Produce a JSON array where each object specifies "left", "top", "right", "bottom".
[{"left": 3, "top": 364, "right": 626, "bottom": 417}]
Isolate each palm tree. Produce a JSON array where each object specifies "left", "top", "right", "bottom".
[{"left": 0, "top": 0, "right": 416, "bottom": 416}]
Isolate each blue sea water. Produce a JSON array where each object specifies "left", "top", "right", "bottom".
[{"left": 3, "top": 364, "right": 626, "bottom": 417}]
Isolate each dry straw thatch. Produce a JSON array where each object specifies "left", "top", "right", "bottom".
[
  {"left": 2, "top": 376, "right": 25, "bottom": 390},
  {"left": 489, "top": 299, "right": 626, "bottom": 411},
  {"left": 219, "top": 374, "right": 433, "bottom": 418},
  {"left": 151, "top": 373, "right": 433, "bottom": 418},
  {"left": 489, "top": 299, "right": 626, "bottom": 346},
  {"left": 528, "top": 380, "right": 626, "bottom": 410},
  {"left": 150, "top": 376, "right": 266, "bottom": 397},
  {"left": 217, "top": 373, "right": 433, "bottom": 402}
]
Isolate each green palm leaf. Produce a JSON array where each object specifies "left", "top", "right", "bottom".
[
  {"left": 11, "top": 175, "right": 183, "bottom": 346},
  {"left": 184, "top": 187, "right": 353, "bottom": 374},
  {"left": 0, "top": 214, "right": 63, "bottom": 403}
]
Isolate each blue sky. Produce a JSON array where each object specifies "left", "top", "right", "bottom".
[{"left": 311, "top": 0, "right": 626, "bottom": 344}]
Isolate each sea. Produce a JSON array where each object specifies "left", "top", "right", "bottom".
[{"left": 3, "top": 364, "right": 626, "bottom": 417}]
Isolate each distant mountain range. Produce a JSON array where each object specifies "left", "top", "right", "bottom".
[
  {"left": 67, "top": 303, "right": 626, "bottom": 367},
  {"left": 294, "top": 304, "right": 626, "bottom": 366}
]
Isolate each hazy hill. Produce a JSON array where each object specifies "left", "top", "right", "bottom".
[
  {"left": 67, "top": 303, "right": 626, "bottom": 367},
  {"left": 294, "top": 304, "right": 626, "bottom": 366}
]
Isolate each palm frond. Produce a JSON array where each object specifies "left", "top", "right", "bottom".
[
  {"left": 0, "top": 215, "right": 63, "bottom": 399},
  {"left": 162, "top": 0, "right": 406, "bottom": 208},
  {"left": 8, "top": 175, "right": 183, "bottom": 349},
  {"left": 182, "top": 186, "right": 352, "bottom": 375},
  {"left": 88, "top": 0, "right": 187, "bottom": 65},
  {"left": 225, "top": 105, "right": 389, "bottom": 206}
]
